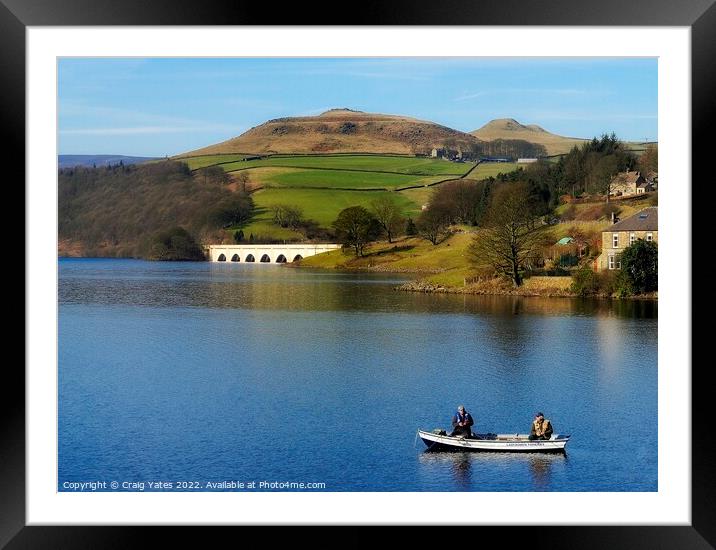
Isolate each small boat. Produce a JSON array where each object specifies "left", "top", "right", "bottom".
[{"left": 417, "top": 429, "right": 570, "bottom": 453}]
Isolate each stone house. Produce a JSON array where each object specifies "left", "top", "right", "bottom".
[
  {"left": 609, "top": 171, "right": 649, "bottom": 197},
  {"left": 596, "top": 207, "right": 658, "bottom": 271}
]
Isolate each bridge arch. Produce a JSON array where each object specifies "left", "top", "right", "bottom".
[{"left": 207, "top": 244, "right": 341, "bottom": 264}]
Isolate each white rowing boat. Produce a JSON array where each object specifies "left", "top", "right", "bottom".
[{"left": 417, "top": 429, "right": 570, "bottom": 453}]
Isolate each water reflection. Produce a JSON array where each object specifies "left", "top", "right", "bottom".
[
  {"left": 58, "top": 259, "right": 657, "bottom": 491},
  {"left": 417, "top": 450, "right": 567, "bottom": 491},
  {"left": 59, "top": 260, "right": 658, "bottom": 320}
]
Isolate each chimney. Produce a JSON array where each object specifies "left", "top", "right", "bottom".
[{"left": 611, "top": 212, "right": 618, "bottom": 224}]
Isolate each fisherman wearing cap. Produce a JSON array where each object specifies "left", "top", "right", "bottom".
[
  {"left": 529, "top": 412, "right": 553, "bottom": 440},
  {"left": 450, "top": 405, "right": 474, "bottom": 438}
]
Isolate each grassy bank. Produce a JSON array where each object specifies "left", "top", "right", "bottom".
[
  {"left": 298, "top": 229, "right": 580, "bottom": 296},
  {"left": 298, "top": 218, "right": 656, "bottom": 299}
]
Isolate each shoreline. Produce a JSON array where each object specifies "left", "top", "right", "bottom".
[
  {"left": 58, "top": 254, "right": 658, "bottom": 301},
  {"left": 393, "top": 278, "right": 658, "bottom": 300}
]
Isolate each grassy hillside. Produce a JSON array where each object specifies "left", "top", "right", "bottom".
[
  {"left": 175, "top": 153, "right": 522, "bottom": 242},
  {"left": 244, "top": 168, "right": 447, "bottom": 190},
  {"left": 214, "top": 154, "right": 469, "bottom": 175},
  {"left": 471, "top": 118, "right": 588, "bottom": 156},
  {"left": 181, "top": 109, "right": 483, "bottom": 156},
  {"left": 241, "top": 188, "right": 421, "bottom": 241}
]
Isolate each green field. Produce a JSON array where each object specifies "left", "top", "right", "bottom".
[
  {"left": 174, "top": 153, "right": 521, "bottom": 241},
  {"left": 252, "top": 187, "right": 420, "bottom": 225},
  {"left": 468, "top": 162, "right": 521, "bottom": 179},
  {"left": 213, "top": 154, "right": 472, "bottom": 176},
  {"left": 251, "top": 167, "right": 445, "bottom": 190},
  {"left": 179, "top": 154, "right": 252, "bottom": 170}
]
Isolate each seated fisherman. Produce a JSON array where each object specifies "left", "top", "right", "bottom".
[
  {"left": 529, "top": 412, "right": 553, "bottom": 440},
  {"left": 450, "top": 405, "right": 474, "bottom": 438}
]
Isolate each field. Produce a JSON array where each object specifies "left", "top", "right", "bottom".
[
  {"left": 468, "top": 162, "right": 521, "bottom": 179},
  {"left": 246, "top": 168, "right": 446, "bottom": 190},
  {"left": 179, "top": 154, "right": 252, "bottom": 170},
  {"left": 218, "top": 154, "right": 470, "bottom": 176},
  {"left": 176, "top": 153, "right": 521, "bottom": 241},
  {"left": 239, "top": 188, "right": 422, "bottom": 241}
]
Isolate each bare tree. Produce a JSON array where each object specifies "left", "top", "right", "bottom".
[
  {"left": 416, "top": 208, "right": 450, "bottom": 245},
  {"left": 467, "top": 183, "right": 545, "bottom": 287},
  {"left": 234, "top": 171, "right": 250, "bottom": 193},
  {"left": 270, "top": 204, "right": 303, "bottom": 229},
  {"left": 370, "top": 195, "right": 404, "bottom": 243}
]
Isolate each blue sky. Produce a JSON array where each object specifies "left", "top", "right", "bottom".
[{"left": 58, "top": 58, "right": 657, "bottom": 157}]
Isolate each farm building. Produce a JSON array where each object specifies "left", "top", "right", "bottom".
[
  {"left": 517, "top": 158, "right": 539, "bottom": 164},
  {"left": 595, "top": 207, "right": 658, "bottom": 271}
]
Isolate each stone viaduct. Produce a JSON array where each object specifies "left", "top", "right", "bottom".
[{"left": 206, "top": 244, "right": 342, "bottom": 263}]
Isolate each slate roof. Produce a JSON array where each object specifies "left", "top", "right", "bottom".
[
  {"left": 611, "top": 170, "right": 645, "bottom": 185},
  {"left": 606, "top": 207, "right": 658, "bottom": 232}
]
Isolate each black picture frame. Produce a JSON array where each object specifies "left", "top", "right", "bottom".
[{"left": 7, "top": 0, "right": 712, "bottom": 546}]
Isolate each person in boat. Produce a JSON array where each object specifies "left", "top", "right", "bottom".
[
  {"left": 450, "top": 405, "right": 474, "bottom": 438},
  {"left": 529, "top": 412, "right": 553, "bottom": 440}
]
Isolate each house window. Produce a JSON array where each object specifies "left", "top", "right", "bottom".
[
  {"left": 615, "top": 255, "right": 622, "bottom": 269},
  {"left": 646, "top": 233, "right": 653, "bottom": 242},
  {"left": 608, "top": 255, "right": 615, "bottom": 270},
  {"left": 612, "top": 233, "right": 619, "bottom": 248}
]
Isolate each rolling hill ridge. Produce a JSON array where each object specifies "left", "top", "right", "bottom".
[
  {"left": 180, "top": 109, "right": 484, "bottom": 157},
  {"left": 471, "top": 118, "right": 589, "bottom": 156}
]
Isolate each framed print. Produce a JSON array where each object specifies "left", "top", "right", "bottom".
[{"left": 7, "top": 0, "right": 713, "bottom": 546}]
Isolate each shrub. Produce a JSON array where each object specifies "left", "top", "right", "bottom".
[
  {"left": 145, "top": 227, "right": 205, "bottom": 261},
  {"left": 620, "top": 240, "right": 658, "bottom": 293},
  {"left": 570, "top": 266, "right": 600, "bottom": 296}
]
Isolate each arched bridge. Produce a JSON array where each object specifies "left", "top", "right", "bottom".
[{"left": 206, "top": 244, "right": 342, "bottom": 263}]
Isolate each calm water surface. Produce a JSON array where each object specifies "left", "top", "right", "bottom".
[{"left": 59, "top": 258, "right": 657, "bottom": 491}]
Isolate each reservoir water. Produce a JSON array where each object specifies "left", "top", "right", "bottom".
[{"left": 58, "top": 258, "right": 658, "bottom": 491}]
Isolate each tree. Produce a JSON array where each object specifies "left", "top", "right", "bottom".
[
  {"left": 370, "top": 196, "right": 404, "bottom": 243},
  {"left": 146, "top": 226, "right": 205, "bottom": 261},
  {"left": 405, "top": 217, "right": 417, "bottom": 236},
  {"left": 233, "top": 229, "right": 244, "bottom": 243},
  {"left": 332, "top": 206, "right": 381, "bottom": 257},
  {"left": 416, "top": 208, "right": 450, "bottom": 245},
  {"left": 467, "top": 182, "right": 545, "bottom": 287},
  {"left": 639, "top": 144, "right": 658, "bottom": 175},
  {"left": 196, "top": 165, "right": 230, "bottom": 186},
  {"left": 209, "top": 193, "right": 254, "bottom": 228},
  {"left": 270, "top": 204, "right": 303, "bottom": 229},
  {"left": 234, "top": 171, "right": 250, "bottom": 193},
  {"left": 620, "top": 239, "right": 658, "bottom": 294},
  {"left": 593, "top": 154, "right": 619, "bottom": 202}
]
